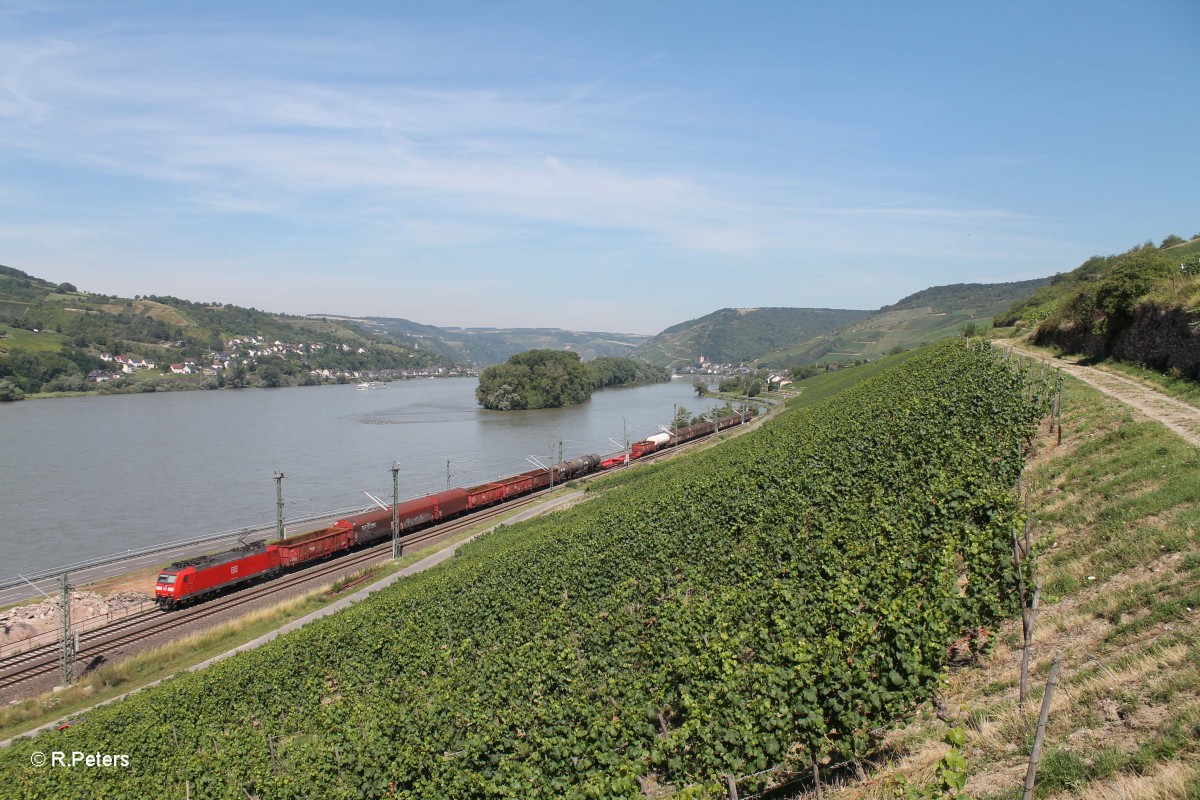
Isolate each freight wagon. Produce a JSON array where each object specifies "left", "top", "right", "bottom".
[
  {"left": 271, "top": 526, "right": 356, "bottom": 568},
  {"left": 630, "top": 432, "right": 671, "bottom": 458},
  {"left": 154, "top": 416, "right": 747, "bottom": 608}
]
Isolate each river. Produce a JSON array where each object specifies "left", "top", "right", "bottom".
[{"left": 0, "top": 378, "right": 727, "bottom": 579}]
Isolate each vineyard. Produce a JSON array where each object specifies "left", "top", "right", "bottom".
[{"left": 2, "top": 340, "right": 1055, "bottom": 799}]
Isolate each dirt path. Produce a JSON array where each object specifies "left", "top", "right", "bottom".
[{"left": 998, "top": 339, "right": 1200, "bottom": 448}]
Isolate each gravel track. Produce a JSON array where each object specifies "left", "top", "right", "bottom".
[{"left": 1000, "top": 340, "right": 1200, "bottom": 447}]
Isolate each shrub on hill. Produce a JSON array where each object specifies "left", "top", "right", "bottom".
[{"left": 1031, "top": 245, "right": 1198, "bottom": 364}]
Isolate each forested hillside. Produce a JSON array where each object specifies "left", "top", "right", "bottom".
[
  {"left": 0, "top": 265, "right": 458, "bottom": 399},
  {"left": 755, "top": 279, "right": 1049, "bottom": 370},
  {"left": 632, "top": 281, "right": 1049, "bottom": 372},
  {"left": 343, "top": 316, "right": 651, "bottom": 366}
]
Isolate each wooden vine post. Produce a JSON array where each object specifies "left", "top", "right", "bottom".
[
  {"left": 1056, "top": 378, "right": 1064, "bottom": 446},
  {"left": 1022, "top": 650, "right": 1062, "bottom": 800},
  {"left": 1019, "top": 578, "right": 1042, "bottom": 709}
]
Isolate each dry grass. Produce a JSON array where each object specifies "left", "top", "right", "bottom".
[{"left": 1042, "top": 760, "right": 1199, "bottom": 800}]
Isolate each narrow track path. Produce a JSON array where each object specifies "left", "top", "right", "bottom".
[{"left": 999, "top": 339, "right": 1200, "bottom": 448}]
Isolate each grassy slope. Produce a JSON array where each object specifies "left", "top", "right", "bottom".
[
  {"left": 824, "top": 377, "right": 1200, "bottom": 800},
  {"left": 0, "top": 324, "right": 66, "bottom": 354}
]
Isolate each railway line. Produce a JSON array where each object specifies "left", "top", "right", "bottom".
[
  {"left": 0, "top": 409, "right": 762, "bottom": 697},
  {"left": 0, "top": 491, "right": 549, "bottom": 694}
]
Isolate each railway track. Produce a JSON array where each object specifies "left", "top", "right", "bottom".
[
  {"left": 0, "top": 492, "right": 547, "bottom": 693},
  {"left": 0, "top": 416, "right": 763, "bottom": 695}
]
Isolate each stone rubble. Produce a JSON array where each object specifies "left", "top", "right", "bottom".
[{"left": 0, "top": 590, "right": 152, "bottom": 647}]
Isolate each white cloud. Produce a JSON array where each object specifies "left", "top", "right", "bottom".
[{"left": 0, "top": 10, "right": 1088, "bottom": 330}]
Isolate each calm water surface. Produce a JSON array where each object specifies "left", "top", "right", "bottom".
[{"left": 0, "top": 378, "right": 725, "bottom": 578}]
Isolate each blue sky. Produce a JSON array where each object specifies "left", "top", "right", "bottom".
[{"left": 2, "top": 1, "right": 1197, "bottom": 333}]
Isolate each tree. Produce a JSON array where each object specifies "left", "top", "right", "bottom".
[
  {"left": 257, "top": 365, "right": 283, "bottom": 388},
  {"left": 1160, "top": 234, "right": 1185, "bottom": 249},
  {"left": 56, "top": 282, "right": 77, "bottom": 293},
  {"left": 693, "top": 380, "right": 707, "bottom": 396},
  {"left": 0, "top": 379, "right": 25, "bottom": 402},
  {"left": 476, "top": 350, "right": 593, "bottom": 410},
  {"left": 791, "top": 364, "right": 818, "bottom": 380},
  {"left": 671, "top": 406, "right": 692, "bottom": 430}
]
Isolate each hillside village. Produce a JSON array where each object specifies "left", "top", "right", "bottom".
[{"left": 83, "top": 334, "right": 473, "bottom": 385}]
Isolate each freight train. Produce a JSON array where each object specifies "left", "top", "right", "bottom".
[{"left": 154, "top": 413, "right": 748, "bottom": 608}]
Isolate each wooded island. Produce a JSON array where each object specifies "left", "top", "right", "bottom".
[{"left": 475, "top": 350, "right": 670, "bottom": 410}]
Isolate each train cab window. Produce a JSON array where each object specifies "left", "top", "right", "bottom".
[{"left": 157, "top": 574, "right": 176, "bottom": 585}]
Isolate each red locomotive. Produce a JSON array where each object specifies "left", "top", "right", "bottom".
[
  {"left": 155, "top": 414, "right": 747, "bottom": 608},
  {"left": 155, "top": 544, "right": 280, "bottom": 607}
]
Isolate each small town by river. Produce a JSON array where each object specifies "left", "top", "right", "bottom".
[{"left": 0, "top": 377, "right": 728, "bottom": 579}]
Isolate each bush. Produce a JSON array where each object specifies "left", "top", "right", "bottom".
[
  {"left": 1094, "top": 246, "right": 1172, "bottom": 324},
  {"left": 0, "top": 379, "right": 25, "bottom": 401},
  {"left": 41, "top": 373, "right": 87, "bottom": 393}
]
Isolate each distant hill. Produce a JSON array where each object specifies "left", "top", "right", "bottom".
[
  {"left": 0, "top": 265, "right": 458, "bottom": 397},
  {"left": 887, "top": 279, "right": 1052, "bottom": 315},
  {"left": 755, "top": 278, "right": 1051, "bottom": 369},
  {"left": 629, "top": 281, "right": 1051, "bottom": 371},
  {"left": 631, "top": 307, "right": 872, "bottom": 367},
  {"left": 322, "top": 316, "right": 651, "bottom": 366}
]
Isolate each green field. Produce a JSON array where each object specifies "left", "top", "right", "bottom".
[{"left": 0, "top": 324, "right": 65, "bottom": 353}]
